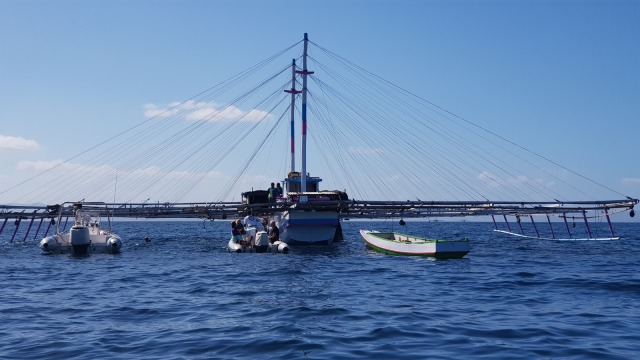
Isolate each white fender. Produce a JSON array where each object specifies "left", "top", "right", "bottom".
[
  {"left": 39, "top": 236, "right": 59, "bottom": 253},
  {"left": 107, "top": 236, "right": 122, "bottom": 253},
  {"left": 275, "top": 240, "right": 290, "bottom": 254}
]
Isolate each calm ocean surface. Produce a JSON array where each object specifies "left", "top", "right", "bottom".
[{"left": 1, "top": 219, "right": 639, "bottom": 359}]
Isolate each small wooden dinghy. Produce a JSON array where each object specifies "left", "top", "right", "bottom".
[{"left": 360, "top": 230, "right": 469, "bottom": 259}]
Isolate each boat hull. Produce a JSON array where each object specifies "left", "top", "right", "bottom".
[
  {"left": 228, "top": 229, "right": 289, "bottom": 253},
  {"left": 40, "top": 207, "right": 123, "bottom": 255},
  {"left": 228, "top": 238, "right": 289, "bottom": 254},
  {"left": 40, "top": 232, "right": 122, "bottom": 255},
  {"left": 275, "top": 210, "right": 341, "bottom": 245},
  {"left": 360, "top": 230, "right": 469, "bottom": 259}
]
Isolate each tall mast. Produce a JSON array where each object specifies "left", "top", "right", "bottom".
[
  {"left": 297, "top": 33, "right": 313, "bottom": 200},
  {"left": 284, "top": 59, "right": 300, "bottom": 173}
]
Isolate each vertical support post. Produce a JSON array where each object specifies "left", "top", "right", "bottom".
[
  {"left": 546, "top": 215, "right": 555, "bottom": 239},
  {"left": 44, "top": 219, "right": 53, "bottom": 237},
  {"left": 563, "top": 214, "right": 572, "bottom": 239},
  {"left": 530, "top": 215, "right": 540, "bottom": 238},
  {"left": 582, "top": 210, "right": 592, "bottom": 239},
  {"left": 491, "top": 215, "right": 498, "bottom": 230},
  {"left": 517, "top": 216, "right": 524, "bottom": 235},
  {"left": 23, "top": 216, "right": 35, "bottom": 242},
  {"left": 0, "top": 218, "right": 7, "bottom": 236},
  {"left": 106, "top": 206, "right": 113, "bottom": 233},
  {"left": 503, "top": 214, "right": 511, "bottom": 232},
  {"left": 62, "top": 216, "right": 69, "bottom": 232},
  {"left": 10, "top": 218, "right": 21, "bottom": 243},
  {"left": 604, "top": 208, "right": 615, "bottom": 238},
  {"left": 33, "top": 218, "right": 44, "bottom": 240}
]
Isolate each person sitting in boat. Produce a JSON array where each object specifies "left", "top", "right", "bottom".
[
  {"left": 268, "top": 221, "right": 280, "bottom": 244},
  {"left": 231, "top": 220, "right": 248, "bottom": 246},
  {"left": 275, "top": 183, "right": 283, "bottom": 200}
]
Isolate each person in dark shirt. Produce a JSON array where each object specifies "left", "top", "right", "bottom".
[{"left": 268, "top": 221, "right": 280, "bottom": 244}]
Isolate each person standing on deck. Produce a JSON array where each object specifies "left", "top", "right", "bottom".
[
  {"left": 275, "top": 183, "right": 283, "bottom": 200},
  {"left": 268, "top": 182, "right": 276, "bottom": 203}
]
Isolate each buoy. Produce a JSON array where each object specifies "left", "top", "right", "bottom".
[
  {"left": 631, "top": 209, "right": 635, "bottom": 218},
  {"left": 399, "top": 219, "right": 406, "bottom": 226},
  {"left": 144, "top": 236, "right": 150, "bottom": 242}
]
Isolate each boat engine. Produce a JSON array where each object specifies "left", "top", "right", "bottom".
[
  {"left": 253, "top": 231, "right": 269, "bottom": 253},
  {"left": 69, "top": 225, "right": 91, "bottom": 254},
  {"left": 39, "top": 236, "right": 59, "bottom": 253}
]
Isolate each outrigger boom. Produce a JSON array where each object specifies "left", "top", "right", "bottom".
[
  {"left": 2, "top": 199, "right": 635, "bottom": 241},
  {"left": 1, "top": 198, "right": 636, "bottom": 220}
]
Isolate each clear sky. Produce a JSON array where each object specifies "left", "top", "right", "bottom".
[{"left": 1, "top": 0, "right": 638, "bottom": 214}]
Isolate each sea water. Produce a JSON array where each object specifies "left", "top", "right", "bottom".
[{"left": 1, "top": 220, "right": 639, "bottom": 359}]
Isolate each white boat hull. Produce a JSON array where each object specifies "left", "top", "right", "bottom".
[
  {"left": 228, "top": 229, "right": 289, "bottom": 253},
  {"left": 40, "top": 230, "right": 122, "bottom": 255},
  {"left": 275, "top": 210, "right": 341, "bottom": 245},
  {"left": 228, "top": 239, "right": 289, "bottom": 254},
  {"left": 360, "top": 230, "right": 469, "bottom": 259}
]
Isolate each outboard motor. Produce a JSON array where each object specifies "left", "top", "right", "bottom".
[
  {"left": 69, "top": 225, "right": 91, "bottom": 254},
  {"left": 254, "top": 231, "right": 269, "bottom": 253}
]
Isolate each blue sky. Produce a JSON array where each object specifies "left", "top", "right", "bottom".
[{"left": 1, "top": 0, "right": 639, "bottom": 211}]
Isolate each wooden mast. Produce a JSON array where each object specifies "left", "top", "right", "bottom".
[
  {"left": 297, "top": 33, "right": 314, "bottom": 202},
  {"left": 284, "top": 59, "right": 300, "bottom": 174}
]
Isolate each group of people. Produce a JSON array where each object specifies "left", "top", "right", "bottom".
[
  {"left": 230, "top": 217, "right": 280, "bottom": 246},
  {"left": 268, "top": 182, "right": 283, "bottom": 203}
]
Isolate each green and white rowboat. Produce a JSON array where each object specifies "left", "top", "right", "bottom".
[{"left": 360, "top": 230, "right": 469, "bottom": 259}]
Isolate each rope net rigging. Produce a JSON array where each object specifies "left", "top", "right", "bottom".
[{"left": 0, "top": 36, "right": 635, "bottom": 212}]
